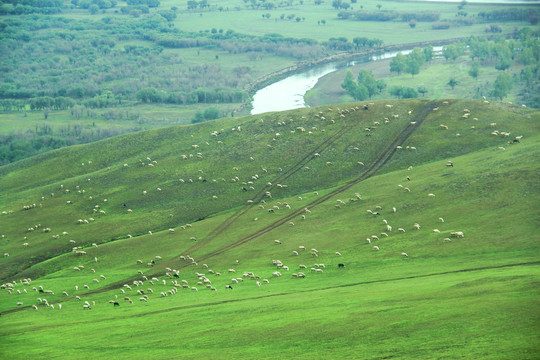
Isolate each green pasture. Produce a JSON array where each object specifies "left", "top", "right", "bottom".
[
  {"left": 2, "top": 264, "right": 538, "bottom": 359},
  {"left": 0, "top": 99, "right": 538, "bottom": 359},
  {"left": 49, "top": 0, "right": 533, "bottom": 45}
]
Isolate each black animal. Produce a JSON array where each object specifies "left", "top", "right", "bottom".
[
  {"left": 363, "top": 104, "right": 369, "bottom": 110},
  {"left": 113, "top": 302, "right": 120, "bottom": 307},
  {"left": 173, "top": 273, "right": 179, "bottom": 278},
  {"left": 225, "top": 285, "right": 233, "bottom": 290},
  {"left": 338, "top": 263, "right": 345, "bottom": 268}
]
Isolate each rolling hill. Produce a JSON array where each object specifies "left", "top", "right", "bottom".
[{"left": 0, "top": 99, "right": 539, "bottom": 359}]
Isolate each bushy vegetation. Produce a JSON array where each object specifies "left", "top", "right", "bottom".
[{"left": 338, "top": 10, "right": 440, "bottom": 22}]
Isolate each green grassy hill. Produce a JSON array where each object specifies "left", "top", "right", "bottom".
[{"left": 0, "top": 99, "right": 539, "bottom": 359}]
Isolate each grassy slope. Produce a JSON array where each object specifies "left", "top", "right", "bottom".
[{"left": 0, "top": 99, "right": 539, "bottom": 359}]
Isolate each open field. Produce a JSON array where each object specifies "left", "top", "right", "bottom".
[{"left": 1, "top": 99, "right": 539, "bottom": 358}]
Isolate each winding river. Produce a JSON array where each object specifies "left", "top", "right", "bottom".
[{"left": 249, "top": 46, "right": 433, "bottom": 115}]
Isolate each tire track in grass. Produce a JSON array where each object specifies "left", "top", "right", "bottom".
[
  {"left": 189, "top": 100, "right": 441, "bottom": 264},
  {"left": 2, "top": 102, "right": 437, "bottom": 307},
  {"left": 184, "top": 117, "right": 356, "bottom": 255}
]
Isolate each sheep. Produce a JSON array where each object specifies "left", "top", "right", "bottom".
[
  {"left": 451, "top": 231, "right": 465, "bottom": 238},
  {"left": 401, "top": 252, "right": 408, "bottom": 257},
  {"left": 428, "top": 193, "right": 435, "bottom": 197},
  {"left": 398, "top": 228, "right": 406, "bottom": 233},
  {"left": 439, "top": 217, "right": 445, "bottom": 223},
  {"left": 413, "top": 223, "right": 421, "bottom": 230},
  {"left": 335, "top": 252, "right": 342, "bottom": 256},
  {"left": 373, "top": 246, "right": 380, "bottom": 251}
]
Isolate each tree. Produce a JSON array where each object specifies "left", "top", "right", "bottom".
[
  {"left": 341, "top": 70, "right": 371, "bottom": 101},
  {"left": 447, "top": 78, "right": 458, "bottom": 90},
  {"left": 158, "top": 10, "right": 177, "bottom": 21},
  {"left": 353, "top": 37, "right": 368, "bottom": 49},
  {"left": 136, "top": 88, "right": 161, "bottom": 103},
  {"left": 492, "top": 72, "right": 513, "bottom": 100},
  {"left": 389, "top": 86, "right": 418, "bottom": 99},
  {"left": 423, "top": 45, "right": 434, "bottom": 62},
  {"left": 401, "top": 87, "right": 418, "bottom": 98},
  {"left": 520, "top": 66, "right": 534, "bottom": 88},
  {"left": 357, "top": 69, "right": 377, "bottom": 98},
  {"left": 203, "top": 107, "right": 220, "bottom": 120},
  {"left": 89, "top": 4, "right": 99, "bottom": 13},
  {"left": 376, "top": 4, "right": 382, "bottom": 10},
  {"left": 409, "top": 19, "right": 416, "bottom": 28},
  {"left": 468, "top": 62, "right": 480, "bottom": 80},
  {"left": 390, "top": 52, "right": 406, "bottom": 75},
  {"left": 352, "top": 84, "right": 369, "bottom": 101},
  {"left": 341, "top": 70, "right": 359, "bottom": 98},
  {"left": 495, "top": 55, "right": 512, "bottom": 71},
  {"left": 443, "top": 43, "right": 464, "bottom": 61},
  {"left": 376, "top": 79, "right": 387, "bottom": 94},
  {"left": 417, "top": 86, "right": 428, "bottom": 97},
  {"left": 405, "top": 48, "right": 424, "bottom": 77},
  {"left": 191, "top": 111, "right": 204, "bottom": 123}
]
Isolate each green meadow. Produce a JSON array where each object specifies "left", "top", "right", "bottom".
[{"left": 1, "top": 99, "right": 539, "bottom": 358}]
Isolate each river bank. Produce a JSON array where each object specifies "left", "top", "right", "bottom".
[{"left": 240, "top": 34, "right": 512, "bottom": 115}]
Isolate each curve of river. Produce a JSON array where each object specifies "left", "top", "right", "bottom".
[{"left": 250, "top": 46, "right": 437, "bottom": 115}]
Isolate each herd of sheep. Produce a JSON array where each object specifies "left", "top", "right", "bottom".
[{"left": 0, "top": 99, "right": 524, "bottom": 313}]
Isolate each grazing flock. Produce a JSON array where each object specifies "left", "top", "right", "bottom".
[{"left": 0, "top": 99, "right": 526, "bottom": 313}]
